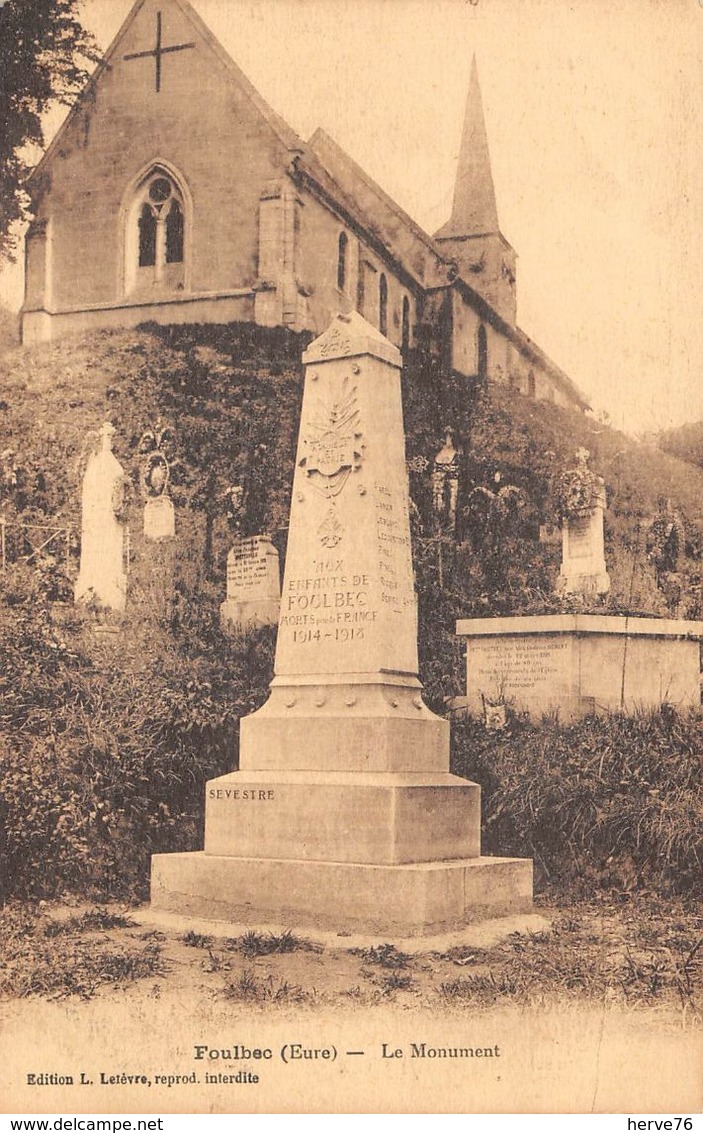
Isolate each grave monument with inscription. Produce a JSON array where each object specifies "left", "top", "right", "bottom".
[
  {"left": 456, "top": 614, "right": 703, "bottom": 722},
  {"left": 220, "top": 535, "right": 280, "bottom": 633},
  {"left": 139, "top": 423, "right": 175, "bottom": 541},
  {"left": 152, "top": 312, "right": 532, "bottom": 934},
  {"left": 556, "top": 448, "right": 610, "bottom": 598}
]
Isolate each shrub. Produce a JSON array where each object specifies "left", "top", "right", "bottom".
[
  {"left": 451, "top": 708, "right": 703, "bottom": 896},
  {"left": 0, "top": 569, "right": 269, "bottom": 902}
]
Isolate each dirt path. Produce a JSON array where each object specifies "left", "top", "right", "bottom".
[{"left": 1, "top": 897, "right": 701, "bottom": 1113}]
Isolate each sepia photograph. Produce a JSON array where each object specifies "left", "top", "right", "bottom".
[{"left": 0, "top": 0, "right": 701, "bottom": 1117}]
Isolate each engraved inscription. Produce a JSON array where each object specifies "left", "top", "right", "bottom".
[
  {"left": 568, "top": 516, "right": 592, "bottom": 559},
  {"left": 227, "top": 538, "right": 271, "bottom": 590},
  {"left": 374, "top": 481, "right": 415, "bottom": 612},
  {"left": 471, "top": 637, "right": 569, "bottom": 695},
  {"left": 316, "top": 327, "right": 351, "bottom": 357},
  {"left": 279, "top": 558, "right": 377, "bottom": 642},
  {"left": 208, "top": 788, "right": 276, "bottom": 800}
]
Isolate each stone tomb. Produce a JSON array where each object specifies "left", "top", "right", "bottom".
[
  {"left": 220, "top": 535, "right": 280, "bottom": 633},
  {"left": 152, "top": 312, "right": 532, "bottom": 935},
  {"left": 456, "top": 614, "right": 703, "bottom": 722}
]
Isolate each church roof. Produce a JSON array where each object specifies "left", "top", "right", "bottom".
[
  {"left": 300, "top": 129, "right": 450, "bottom": 289},
  {"left": 434, "top": 56, "right": 502, "bottom": 241}
]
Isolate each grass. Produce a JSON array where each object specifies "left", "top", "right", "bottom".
[
  {"left": 44, "top": 908, "right": 137, "bottom": 936},
  {"left": 451, "top": 709, "right": 703, "bottom": 897},
  {"left": 351, "top": 943, "right": 411, "bottom": 969},
  {"left": 236, "top": 930, "right": 320, "bottom": 957},
  {"left": 181, "top": 928, "right": 319, "bottom": 955},
  {"left": 181, "top": 930, "right": 214, "bottom": 949},
  {"left": 0, "top": 904, "right": 165, "bottom": 1000},
  {"left": 222, "top": 969, "right": 316, "bottom": 1005},
  {"left": 1, "top": 895, "right": 700, "bottom": 1020},
  {"left": 433, "top": 907, "right": 703, "bottom": 1019}
]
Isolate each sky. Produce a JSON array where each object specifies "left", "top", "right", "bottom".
[{"left": 1, "top": 0, "right": 701, "bottom": 436}]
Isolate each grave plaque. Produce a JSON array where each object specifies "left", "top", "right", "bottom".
[
  {"left": 220, "top": 535, "right": 280, "bottom": 633},
  {"left": 152, "top": 312, "right": 532, "bottom": 935},
  {"left": 143, "top": 495, "right": 175, "bottom": 541}
]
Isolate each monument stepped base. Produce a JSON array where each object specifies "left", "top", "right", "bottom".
[
  {"left": 203, "top": 770, "right": 481, "bottom": 863},
  {"left": 150, "top": 852, "right": 533, "bottom": 937}
]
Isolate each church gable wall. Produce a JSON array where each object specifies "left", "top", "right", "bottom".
[{"left": 31, "top": 0, "right": 291, "bottom": 314}]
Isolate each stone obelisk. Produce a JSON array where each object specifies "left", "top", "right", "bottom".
[{"left": 152, "top": 313, "right": 532, "bottom": 934}]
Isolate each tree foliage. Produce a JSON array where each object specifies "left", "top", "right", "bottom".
[
  {"left": 657, "top": 420, "right": 703, "bottom": 471},
  {"left": 0, "top": 0, "right": 99, "bottom": 259}
]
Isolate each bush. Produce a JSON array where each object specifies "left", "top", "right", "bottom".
[
  {"left": 0, "top": 569, "right": 273, "bottom": 902},
  {"left": 451, "top": 708, "right": 703, "bottom": 897}
]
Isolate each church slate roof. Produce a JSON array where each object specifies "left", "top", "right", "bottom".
[
  {"left": 302, "top": 129, "right": 450, "bottom": 289},
  {"left": 298, "top": 130, "right": 590, "bottom": 411}
]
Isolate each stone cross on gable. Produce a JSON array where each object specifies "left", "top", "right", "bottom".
[{"left": 123, "top": 11, "right": 196, "bottom": 93}]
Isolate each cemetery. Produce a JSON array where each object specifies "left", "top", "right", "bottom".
[
  {"left": 0, "top": 0, "right": 701, "bottom": 1114},
  {"left": 0, "top": 313, "right": 701, "bottom": 1005}
]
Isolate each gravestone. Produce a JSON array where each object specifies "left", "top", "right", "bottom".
[
  {"left": 143, "top": 495, "right": 175, "bottom": 541},
  {"left": 140, "top": 425, "right": 175, "bottom": 541},
  {"left": 431, "top": 426, "right": 460, "bottom": 533},
  {"left": 557, "top": 448, "right": 610, "bottom": 597},
  {"left": 220, "top": 535, "right": 280, "bottom": 633},
  {"left": 152, "top": 311, "right": 532, "bottom": 935},
  {"left": 74, "top": 422, "right": 127, "bottom": 612}
]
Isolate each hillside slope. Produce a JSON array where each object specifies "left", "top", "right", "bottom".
[
  {"left": 656, "top": 420, "right": 703, "bottom": 472},
  {"left": 1, "top": 320, "right": 702, "bottom": 654}
]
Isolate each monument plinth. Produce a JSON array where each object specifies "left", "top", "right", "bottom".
[{"left": 152, "top": 313, "right": 532, "bottom": 934}]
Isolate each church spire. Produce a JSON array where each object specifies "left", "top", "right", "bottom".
[
  {"left": 441, "top": 56, "right": 499, "bottom": 237},
  {"left": 434, "top": 57, "right": 516, "bottom": 323}
]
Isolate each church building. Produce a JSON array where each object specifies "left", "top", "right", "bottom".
[{"left": 21, "top": 0, "right": 589, "bottom": 413}]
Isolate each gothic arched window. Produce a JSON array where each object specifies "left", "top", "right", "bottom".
[
  {"left": 477, "top": 324, "right": 488, "bottom": 385},
  {"left": 379, "top": 273, "right": 388, "bottom": 337},
  {"left": 125, "top": 167, "right": 187, "bottom": 294},
  {"left": 138, "top": 204, "right": 157, "bottom": 267},
  {"left": 337, "top": 231, "right": 348, "bottom": 291},
  {"left": 401, "top": 296, "right": 411, "bottom": 354}
]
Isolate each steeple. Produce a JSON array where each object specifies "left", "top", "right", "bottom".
[
  {"left": 434, "top": 58, "right": 517, "bottom": 324},
  {"left": 437, "top": 56, "right": 500, "bottom": 239}
]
